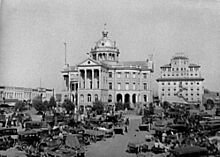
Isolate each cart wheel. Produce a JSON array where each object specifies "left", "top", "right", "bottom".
[
  {"left": 21, "top": 143, "right": 28, "bottom": 150},
  {"left": 84, "top": 136, "right": 90, "bottom": 145}
]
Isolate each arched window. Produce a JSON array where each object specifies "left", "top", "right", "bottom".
[
  {"left": 88, "top": 94, "right": 91, "bottom": 102},
  {"left": 108, "top": 94, "right": 112, "bottom": 102},
  {"left": 80, "top": 94, "right": 84, "bottom": 102},
  {"left": 94, "top": 94, "right": 98, "bottom": 102}
]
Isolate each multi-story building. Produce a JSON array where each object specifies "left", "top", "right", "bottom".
[
  {"left": 0, "top": 86, "right": 54, "bottom": 104},
  {"left": 156, "top": 53, "right": 204, "bottom": 105},
  {"left": 61, "top": 27, "right": 154, "bottom": 111}
]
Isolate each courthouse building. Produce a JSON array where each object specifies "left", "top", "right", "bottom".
[
  {"left": 61, "top": 27, "right": 154, "bottom": 110},
  {"left": 157, "top": 53, "right": 204, "bottom": 105}
]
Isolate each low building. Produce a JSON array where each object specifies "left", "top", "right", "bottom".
[{"left": 0, "top": 86, "right": 54, "bottom": 105}]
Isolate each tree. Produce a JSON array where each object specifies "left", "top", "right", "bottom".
[
  {"left": 115, "top": 102, "right": 124, "bottom": 111},
  {"left": 43, "top": 100, "right": 49, "bottom": 110},
  {"left": 32, "top": 95, "right": 47, "bottom": 112},
  {"left": 92, "top": 101, "right": 104, "bottom": 115},
  {"left": 62, "top": 99, "right": 75, "bottom": 114},
  {"left": 149, "top": 102, "right": 154, "bottom": 115},
  {"left": 124, "top": 102, "right": 131, "bottom": 110},
  {"left": 162, "top": 101, "right": 170, "bottom": 111},
  {"left": 14, "top": 101, "right": 26, "bottom": 112},
  {"left": 48, "top": 97, "right": 57, "bottom": 109}
]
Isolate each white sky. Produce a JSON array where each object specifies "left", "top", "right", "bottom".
[{"left": 0, "top": 0, "right": 220, "bottom": 93}]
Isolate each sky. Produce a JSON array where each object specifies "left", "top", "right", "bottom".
[{"left": 0, "top": 0, "right": 220, "bottom": 93}]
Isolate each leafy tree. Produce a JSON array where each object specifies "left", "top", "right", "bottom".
[
  {"left": 149, "top": 102, "right": 154, "bottom": 115},
  {"left": 92, "top": 101, "right": 104, "bottom": 115},
  {"left": 162, "top": 101, "right": 170, "bottom": 111},
  {"left": 32, "top": 95, "right": 47, "bottom": 112},
  {"left": 115, "top": 102, "right": 124, "bottom": 111},
  {"left": 124, "top": 102, "right": 131, "bottom": 110},
  {"left": 62, "top": 99, "right": 75, "bottom": 114},
  {"left": 14, "top": 101, "right": 26, "bottom": 112},
  {"left": 43, "top": 100, "right": 49, "bottom": 110},
  {"left": 48, "top": 96, "right": 57, "bottom": 109}
]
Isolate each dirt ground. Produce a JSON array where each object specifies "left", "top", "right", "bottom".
[{"left": 86, "top": 115, "right": 153, "bottom": 157}]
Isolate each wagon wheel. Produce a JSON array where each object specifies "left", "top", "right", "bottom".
[
  {"left": 84, "top": 136, "right": 90, "bottom": 145},
  {"left": 21, "top": 143, "right": 28, "bottom": 151},
  {"left": 92, "top": 136, "right": 97, "bottom": 143}
]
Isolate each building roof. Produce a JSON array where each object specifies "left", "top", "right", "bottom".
[
  {"left": 156, "top": 77, "right": 204, "bottom": 82},
  {"left": 188, "top": 63, "right": 200, "bottom": 67},
  {"left": 172, "top": 55, "right": 188, "bottom": 60},
  {"left": 109, "top": 61, "right": 151, "bottom": 71},
  {"left": 161, "top": 64, "right": 171, "bottom": 68}
]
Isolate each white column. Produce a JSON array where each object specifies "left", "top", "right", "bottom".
[
  {"left": 99, "top": 69, "right": 101, "bottom": 89},
  {"left": 136, "top": 94, "right": 139, "bottom": 103},
  {"left": 92, "top": 69, "right": 95, "bottom": 89},
  {"left": 122, "top": 94, "right": 124, "bottom": 104},
  {"left": 85, "top": 69, "right": 87, "bottom": 89}
]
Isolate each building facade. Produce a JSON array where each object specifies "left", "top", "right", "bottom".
[
  {"left": 61, "top": 27, "right": 154, "bottom": 111},
  {"left": 0, "top": 86, "right": 54, "bottom": 104},
  {"left": 157, "top": 53, "right": 204, "bottom": 105}
]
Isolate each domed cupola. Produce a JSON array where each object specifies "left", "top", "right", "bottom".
[{"left": 90, "top": 24, "right": 120, "bottom": 63}]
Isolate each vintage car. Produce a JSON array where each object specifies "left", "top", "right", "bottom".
[
  {"left": 18, "top": 130, "right": 41, "bottom": 150},
  {"left": 0, "top": 114, "right": 6, "bottom": 127},
  {"left": 84, "top": 129, "right": 105, "bottom": 142},
  {"left": 127, "top": 140, "right": 148, "bottom": 154},
  {"left": 97, "top": 127, "right": 114, "bottom": 138},
  {"left": 138, "top": 124, "right": 149, "bottom": 131},
  {"left": 25, "top": 121, "right": 47, "bottom": 130},
  {"left": 114, "top": 126, "right": 124, "bottom": 135},
  {"left": 38, "top": 136, "right": 63, "bottom": 152},
  {"left": 169, "top": 146, "right": 208, "bottom": 157},
  {"left": 43, "top": 149, "right": 77, "bottom": 157},
  {"left": 0, "top": 127, "right": 18, "bottom": 136},
  {"left": 0, "top": 136, "right": 15, "bottom": 150}
]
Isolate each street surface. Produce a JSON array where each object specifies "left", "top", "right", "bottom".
[{"left": 86, "top": 115, "right": 154, "bottom": 157}]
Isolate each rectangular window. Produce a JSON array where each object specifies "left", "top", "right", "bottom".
[
  {"left": 143, "top": 83, "right": 147, "bottom": 90},
  {"left": 143, "top": 73, "right": 148, "bottom": 79},
  {"left": 125, "top": 83, "right": 129, "bottom": 90},
  {"left": 109, "top": 72, "right": 112, "bottom": 78},
  {"left": 117, "top": 83, "right": 121, "bottom": 90},
  {"left": 109, "top": 82, "right": 112, "bottom": 90},
  {"left": 125, "top": 72, "right": 129, "bottom": 78},
  {"left": 117, "top": 72, "right": 121, "bottom": 78},
  {"left": 133, "top": 83, "right": 135, "bottom": 90},
  {"left": 132, "top": 72, "right": 136, "bottom": 78}
]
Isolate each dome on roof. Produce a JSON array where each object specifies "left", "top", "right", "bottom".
[
  {"left": 95, "top": 38, "right": 115, "bottom": 48},
  {"left": 95, "top": 27, "right": 115, "bottom": 48}
]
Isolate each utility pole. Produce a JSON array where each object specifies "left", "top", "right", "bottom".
[{"left": 64, "top": 42, "right": 67, "bottom": 65}]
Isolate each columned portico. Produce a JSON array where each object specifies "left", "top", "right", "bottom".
[{"left": 62, "top": 27, "right": 154, "bottom": 111}]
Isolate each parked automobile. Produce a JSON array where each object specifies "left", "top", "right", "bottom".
[
  {"left": 169, "top": 146, "right": 208, "bottom": 157},
  {"left": 18, "top": 130, "right": 41, "bottom": 150}
]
